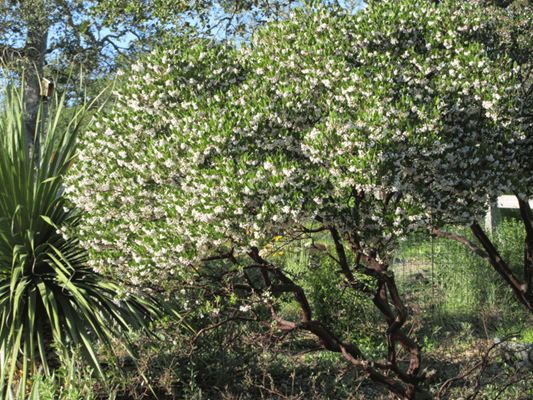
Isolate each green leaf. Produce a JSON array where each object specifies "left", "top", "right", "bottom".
[
  {"left": 40, "top": 215, "right": 59, "bottom": 230},
  {"left": 79, "top": 20, "right": 90, "bottom": 34}
]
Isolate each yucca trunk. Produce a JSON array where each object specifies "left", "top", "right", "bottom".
[{"left": 22, "top": 14, "right": 49, "bottom": 171}]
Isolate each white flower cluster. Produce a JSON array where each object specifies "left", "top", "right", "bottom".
[
  {"left": 65, "top": 0, "right": 531, "bottom": 292},
  {"left": 239, "top": 305, "right": 252, "bottom": 312}
]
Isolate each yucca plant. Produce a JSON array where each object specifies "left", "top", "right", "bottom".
[{"left": 0, "top": 76, "right": 161, "bottom": 398}]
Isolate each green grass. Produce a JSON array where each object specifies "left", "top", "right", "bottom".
[
  {"left": 520, "top": 328, "right": 533, "bottom": 343},
  {"left": 393, "top": 218, "right": 527, "bottom": 330}
]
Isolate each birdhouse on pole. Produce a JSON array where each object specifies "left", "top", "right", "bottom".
[{"left": 41, "top": 78, "right": 54, "bottom": 98}]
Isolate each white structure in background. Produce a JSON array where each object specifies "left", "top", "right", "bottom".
[{"left": 485, "top": 195, "right": 533, "bottom": 235}]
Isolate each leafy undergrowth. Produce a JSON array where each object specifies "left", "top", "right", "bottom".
[
  {"left": 82, "top": 330, "right": 533, "bottom": 399},
  {"left": 23, "top": 279, "right": 533, "bottom": 399},
  {"left": 80, "top": 289, "right": 533, "bottom": 400}
]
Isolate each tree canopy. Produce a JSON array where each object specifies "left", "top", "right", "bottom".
[{"left": 91, "top": 0, "right": 364, "bottom": 44}]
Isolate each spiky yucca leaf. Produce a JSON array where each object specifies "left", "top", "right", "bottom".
[{"left": 0, "top": 75, "right": 162, "bottom": 398}]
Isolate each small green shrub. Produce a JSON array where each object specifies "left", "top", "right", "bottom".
[
  {"left": 29, "top": 350, "right": 98, "bottom": 400},
  {"left": 282, "top": 245, "right": 377, "bottom": 346}
]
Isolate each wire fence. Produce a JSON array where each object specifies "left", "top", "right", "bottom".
[{"left": 391, "top": 212, "right": 525, "bottom": 318}]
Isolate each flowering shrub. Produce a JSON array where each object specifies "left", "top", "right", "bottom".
[
  {"left": 423, "top": 0, "right": 533, "bottom": 312},
  {"left": 65, "top": 0, "right": 530, "bottom": 398}
]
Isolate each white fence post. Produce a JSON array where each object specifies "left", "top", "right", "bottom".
[
  {"left": 486, "top": 196, "right": 533, "bottom": 234},
  {"left": 485, "top": 204, "right": 497, "bottom": 236}
]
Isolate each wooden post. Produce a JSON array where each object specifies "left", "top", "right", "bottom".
[{"left": 35, "top": 77, "right": 54, "bottom": 175}]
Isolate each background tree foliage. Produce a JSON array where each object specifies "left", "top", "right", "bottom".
[{"left": 0, "top": 0, "right": 159, "bottom": 168}]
